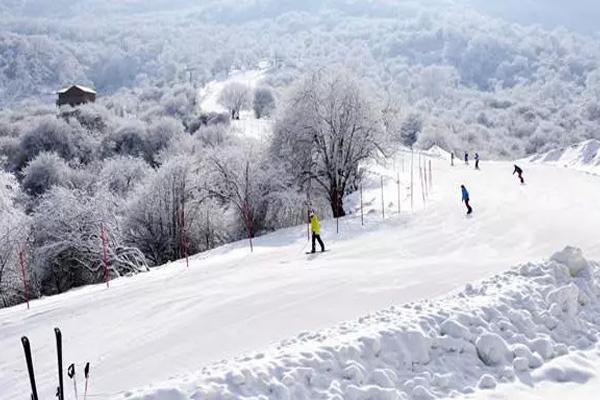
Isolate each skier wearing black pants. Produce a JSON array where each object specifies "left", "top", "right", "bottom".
[
  {"left": 475, "top": 153, "right": 480, "bottom": 170},
  {"left": 461, "top": 185, "right": 473, "bottom": 215},
  {"left": 513, "top": 165, "right": 524, "bottom": 184},
  {"left": 310, "top": 212, "right": 325, "bottom": 253}
]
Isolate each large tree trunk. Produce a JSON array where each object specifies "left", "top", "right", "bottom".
[{"left": 330, "top": 188, "right": 346, "bottom": 218}]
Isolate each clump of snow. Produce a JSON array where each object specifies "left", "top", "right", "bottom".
[
  {"left": 121, "top": 247, "right": 600, "bottom": 399},
  {"left": 477, "top": 374, "right": 497, "bottom": 389},
  {"left": 476, "top": 333, "right": 513, "bottom": 366},
  {"left": 551, "top": 246, "right": 592, "bottom": 279}
]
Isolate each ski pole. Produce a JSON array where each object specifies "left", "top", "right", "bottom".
[
  {"left": 55, "top": 328, "right": 64, "bottom": 400},
  {"left": 68, "top": 363, "right": 79, "bottom": 400},
  {"left": 84, "top": 362, "right": 90, "bottom": 400},
  {"left": 21, "top": 337, "right": 38, "bottom": 400}
]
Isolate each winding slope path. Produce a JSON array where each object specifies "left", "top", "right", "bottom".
[{"left": 2, "top": 159, "right": 600, "bottom": 399}]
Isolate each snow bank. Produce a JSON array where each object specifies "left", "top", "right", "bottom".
[
  {"left": 122, "top": 247, "right": 600, "bottom": 400},
  {"left": 528, "top": 139, "right": 600, "bottom": 175}
]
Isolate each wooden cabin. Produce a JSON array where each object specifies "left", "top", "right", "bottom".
[{"left": 56, "top": 85, "right": 96, "bottom": 107}]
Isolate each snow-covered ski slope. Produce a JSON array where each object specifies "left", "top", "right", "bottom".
[{"left": 3, "top": 155, "right": 600, "bottom": 399}]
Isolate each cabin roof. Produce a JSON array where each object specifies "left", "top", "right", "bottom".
[{"left": 57, "top": 85, "right": 97, "bottom": 95}]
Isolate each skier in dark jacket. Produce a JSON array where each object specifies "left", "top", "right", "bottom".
[
  {"left": 513, "top": 165, "right": 524, "bottom": 184},
  {"left": 475, "top": 153, "right": 480, "bottom": 170},
  {"left": 461, "top": 185, "right": 473, "bottom": 215},
  {"left": 464, "top": 152, "right": 469, "bottom": 165}
]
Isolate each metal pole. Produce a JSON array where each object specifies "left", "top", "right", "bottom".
[
  {"left": 423, "top": 156, "right": 428, "bottom": 199},
  {"left": 100, "top": 223, "right": 109, "bottom": 288},
  {"left": 18, "top": 249, "right": 29, "bottom": 309},
  {"left": 397, "top": 172, "right": 401, "bottom": 215},
  {"left": 336, "top": 189, "right": 339, "bottom": 234},
  {"left": 419, "top": 158, "right": 426, "bottom": 206},
  {"left": 411, "top": 148, "right": 414, "bottom": 212},
  {"left": 381, "top": 176, "right": 385, "bottom": 220},
  {"left": 243, "top": 203, "right": 254, "bottom": 253},
  {"left": 179, "top": 207, "right": 189, "bottom": 268},
  {"left": 360, "top": 183, "right": 364, "bottom": 226},
  {"left": 429, "top": 159, "right": 433, "bottom": 189}
]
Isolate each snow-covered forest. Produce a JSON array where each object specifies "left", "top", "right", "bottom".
[{"left": 2, "top": 0, "right": 600, "bottom": 307}]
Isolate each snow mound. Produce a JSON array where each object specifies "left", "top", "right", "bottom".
[
  {"left": 423, "top": 145, "right": 451, "bottom": 160},
  {"left": 551, "top": 246, "right": 593, "bottom": 279},
  {"left": 122, "top": 247, "right": 600, "bottom": 400},
  {"left": 528, "top": 139, "right": 600, "bottom": 174}
]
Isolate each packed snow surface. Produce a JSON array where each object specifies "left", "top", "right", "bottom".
[
  {"left": 3, "top": 152, "right": 600, "bottom": 399},
  {"left": 126, "top": 247, "right": 600, "bottom": 400}
]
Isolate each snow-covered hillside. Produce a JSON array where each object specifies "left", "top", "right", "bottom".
[
  {"left": 528, "top": 139, "right": 600, "bottom": 175},
  {"left": 3, "top": 155, "right": 600, "bottom": 399},
  {"left": 198, "top": 68, "right": 273, "bottom": 142}
]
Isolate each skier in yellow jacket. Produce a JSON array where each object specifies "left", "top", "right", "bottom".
[{"left": 309, "top": 211, "right": 325, "bottom": 253}]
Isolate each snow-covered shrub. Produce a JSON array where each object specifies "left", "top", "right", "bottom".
[
  {"left": 206, "top": 145, "right": 289, "bottom": 239},
  {"left": 124, "top": 158, "right": 208, "bottom": 266},
  {"left": 253, "top": 86, "right": 276, "bottom": 119},
  {"left": 12, "top": 116, "right": 76, "bottom": 171},
  {"left": 99, "top": 156, "right": 150, "bottom": 197},
  {"left": 32, "top": 187, "right": 147, "bottom": 294},
  {"left": 400, "top": 113, "right": 423, "bottom": 149},
  {"left": 145, "top": 117, "right": 185, "bottom": 166},
  {"left": 0, "top": 171, "right": 33, "bottom": 307},
  {"left": 101, "top": 121, "right": 147, "bottom": 159},
  {"left": 21, "top": 152, "right": 68, "bottom": 197}
]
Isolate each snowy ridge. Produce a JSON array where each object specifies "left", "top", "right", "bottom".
[
  {"left": 124, "top": 247, "right": 600, "bottom": 400},
  {"left": 528, "top": 140, "right": 600, "bottom": 174}
]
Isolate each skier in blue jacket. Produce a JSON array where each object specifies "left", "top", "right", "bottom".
[{"left": 461, "top": 185, "right": 473, "bottom": 215}]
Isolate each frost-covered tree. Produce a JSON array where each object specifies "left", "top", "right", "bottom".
[
  {"left": 253, "top": 86, "right": 276, "bottom": 119},
  {"left": 0, "top": 171, "right": 32, "bottom": 307},
  {"left": 13, "top": 116, "right": 76, "bottom": 171},
  {"left": 21, "top": 152, "right": 68, "bottom": 197},
  {"left": 206, "top": 146, "right": 287, "bottom": 238},
  {"left": 272, "top": 70, "right": 382, "bottom": 217},
  {"left": 400, "top": 113, "right": 423, "bottom": 149},
  {"left": 32, "top": 187, "right": 148, "bottom": 294},
  {"left": 101, "top": 121, "right": 147, "bottom": 159},
  {"left": 144, "top": 117, "right": 185, "bottom": 166},
  {"left": 218, "top": 82, "right": 251, "bottom": 119},
  {"left": 124, "top": 158, "right": 207, "bottom": 266},
  {"left": 100, "top": 156, "right": 150, "bottom": 197}
]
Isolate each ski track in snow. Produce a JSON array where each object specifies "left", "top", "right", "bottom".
[
  {"left": 126, "top": 247, "right": 600, "bottom": 400},
  {"left": 3, "top": 151, "right": 600, "bottom": 399}
]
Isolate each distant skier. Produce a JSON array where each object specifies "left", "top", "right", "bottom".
[
  {"left": 513, "top": 165, "right": 524, "bottom": 184},
  {"left": 464, "top": 152, "right": 469, "bottom": 165},
  {"left": 461, "top": 185, "right": 473, "bottom": 215},
  {"left": 309, "top": 211, "right": 325, "bottom": 253},
  {"left": 475, "top": 153, "right": 480, "bottom": 170},
  {"left": 451, "top": 152, "right": 455, "bottom": 166}
]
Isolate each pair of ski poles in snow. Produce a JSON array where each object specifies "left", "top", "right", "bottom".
[{"left": 67, "top": 362, "right": 90, "bottom": 400}]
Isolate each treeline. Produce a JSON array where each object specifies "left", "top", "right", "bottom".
[
  {"left": 1, "top": 69, "right": 414, "bottom": 308},
  {"left": 2, "top": 1, "right": 600, "bottom": 158}
]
